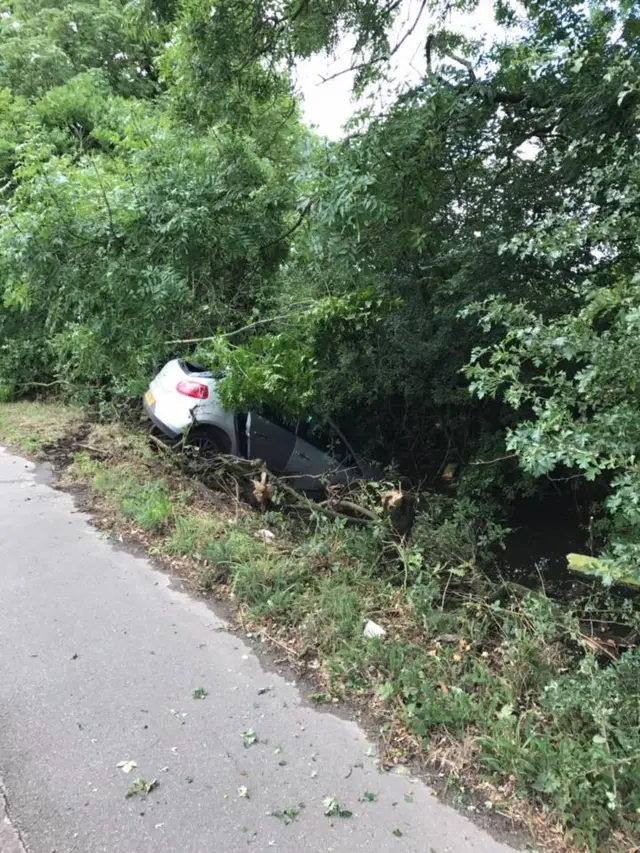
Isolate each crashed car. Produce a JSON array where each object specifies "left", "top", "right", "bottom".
[{"left": 143, "top": 358, "right": 376, "bottom": 491}]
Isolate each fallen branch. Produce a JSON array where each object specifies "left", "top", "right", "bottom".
[
  {"left": 204, "top": 456, "right": 374, "bottom": 525},
  {"left": 147, "top": 440, "right": 378, "bottom": 527},
  {"left": 578, "top": 633, "right": 619, "bottom": 661},
  {"left": 319, "top": 498, "right": 378, "bottom": 521},
  {"left": 22, "top": 379, "right": 71, "bottom": 388},
  {"left": 274, "top": 479, "right": 373, "bottom": 525},
  {"left": 77, "top": 443, "right": 110, "bottom": 456},
  {"left": 148, "top": 434, "right": 174, "bottom": 454}
]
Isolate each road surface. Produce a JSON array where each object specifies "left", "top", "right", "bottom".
[{"left": 0, "top": 447, "right": 520, "bottom": 853}]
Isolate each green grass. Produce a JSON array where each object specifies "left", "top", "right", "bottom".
[
  {"left": 120, "top": 482, "right": 172, "bottom": 530},
  {"left": 163, "top": 513, "right": 266, "bottom": 589},
  {"left": 0, "top": 401, "right": 84, "bottom": 455},
  {"left": 3, "top": 403, "right": 639, "bottom": 850},
  {"left": 71, "top": 453, "right": 173, "bottom": 531}
]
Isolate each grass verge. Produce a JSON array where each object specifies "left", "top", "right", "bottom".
[
  {"left": 1, "top": 402, "right": 639, "bottom": 853},
  {"left": 0, "top": 400, "right": 84, "bottom": 455}
]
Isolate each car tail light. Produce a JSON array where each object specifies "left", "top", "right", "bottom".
[{"left": 176, "top": 379, "right": 209, "bottom": 399}]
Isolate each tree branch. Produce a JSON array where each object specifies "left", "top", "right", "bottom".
[
  {"left": 497, "top": 123, "right": 558, "bottom": 175},
  {"left": 490, "top": 90, "right": 527, "bottom": 105},
  {"left": 318, "top": 61, "right": 369, "bottom": 85},
  {"left": 442, "top": 49, "right": 477, "bottom": 83},
  {"left": 319, "top": 0, "right": 427, "bottom": 87},
  {"left": 471, "top": 453, "right": 517, "bottom": 466},
  {"left": 426, "top": 33, "right": 435, "bottom": 76},
  {"left": 260, "top": 199, "right": 312, "bottom": 251},
  {"left": 389, "top": 0, "right": 428, "bottom": 61},
  {"left": 90, "top": 160, "right": 119, "bottom": 244},
  {"left": 426, "top": 34, "right": 530, "bottom": 105},
  {"left": 165, "top": 302, "right": 316, "bottom": 345}
]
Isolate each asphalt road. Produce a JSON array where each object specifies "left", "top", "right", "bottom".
[{"left": 0, "top": 447, "right": 520, "bottom": 853}]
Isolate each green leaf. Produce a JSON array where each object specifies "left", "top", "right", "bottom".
[
  {"left": 533, "top": 771, "right": 561, "bottom": 795},
  {"left": 323, "top": 796, "right": 352, "bottom": 818},
  {"left": 192, "top": 686, "right": 208, "bottom": 699},
  {"left": 241, "top": 729, "right": 258, "bottom": 748}
]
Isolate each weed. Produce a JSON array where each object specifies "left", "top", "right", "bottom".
[
  {"left": 232, "top": 555, "right": 313, "bottom": 619},
  {"left": 164, "top": 514, "right": 224, "bottom": 557},
  {"left": 70, "top": 453, "right": 172, "bottom": 530},
  {"left": 164, "top": 515, "right": 264, "bottom": 589},
  {"left": 308, "top": 692, "right": 332, "bottom": 705},
  {"left": 70, "top": 451, "right": 102, "bottom": 478}
]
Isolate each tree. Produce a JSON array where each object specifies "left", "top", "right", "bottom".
[
  {"left": 4, "top": 0, "right": 640, "bottom": 579},
  {"left": 0, "top": 0, "right": 305, "bottom": 402}
]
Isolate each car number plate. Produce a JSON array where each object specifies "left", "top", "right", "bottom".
[{"left": 144, "top": 390, "right": 155, "bottom": 406}]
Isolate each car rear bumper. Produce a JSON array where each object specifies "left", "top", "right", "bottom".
[{"left": 143, "top": 397, "right": 181, "bottom": 440}]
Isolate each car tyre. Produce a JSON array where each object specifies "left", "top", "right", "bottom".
[{"left": 184, "top": 426, "right": 227, "bottom": 458}]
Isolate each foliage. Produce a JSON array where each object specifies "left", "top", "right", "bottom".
[
  {"left": 4, "top": 0, "right": 640, "bottom": 840},
  {"left": 0, "top": 0, "right": 163, "bottom": 99},
  {"left": 0, "top": 0, "right": 305, "bottom": 407},
  {"left": 461, "top": 6, "right": 640, "bottom": 581}
]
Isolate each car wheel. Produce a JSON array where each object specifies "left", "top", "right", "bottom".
[{"left": 184, "top": 427, "right": 225, "bottom": 458}]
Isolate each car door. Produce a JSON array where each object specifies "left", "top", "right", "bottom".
[
  {"left": 247, "top": 408, "right": 297, "bottom": 473},
  {"left": 286, "top": 420, "right": 356, "bottom": 492}
]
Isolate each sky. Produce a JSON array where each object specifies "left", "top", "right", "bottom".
[{"left": 295, "top": 0, "right": 501, "bottom": 139}]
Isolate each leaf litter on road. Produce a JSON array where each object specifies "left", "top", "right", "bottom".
[
  {"left": 238, "top": 786, "right": 249, "bottom": 799},
  {"left": 323, "top": 796, "right": 352, "bottom": 818},
  {"left": 270, "top": 804, "right": 304, "bottom": 825},
  {"left": 242, "top": 729, "right": 258, "bottom": 748},
  {"left": 192, "top": 686, "right": 208, "bottom": 699},
  {"left": 117, "top": 760, "right": 138, "bottom": 774},
  {"left": 125, "top": 778, "right": 159, "bottom": 798}
]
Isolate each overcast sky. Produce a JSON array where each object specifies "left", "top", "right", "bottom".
[{"left": 295, "top": 0, "right": 500, "bottom": 139}]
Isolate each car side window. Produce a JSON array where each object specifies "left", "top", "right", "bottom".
[
  {"left": 297, "top": 419, "right": 353, "bottom": 464},
  {"left": 259, "top": 404, "right": 298, "bottom": 434}
]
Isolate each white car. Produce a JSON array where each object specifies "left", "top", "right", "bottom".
[{"left": 143, "top": 359, "right": 375, "bottom": 491}]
